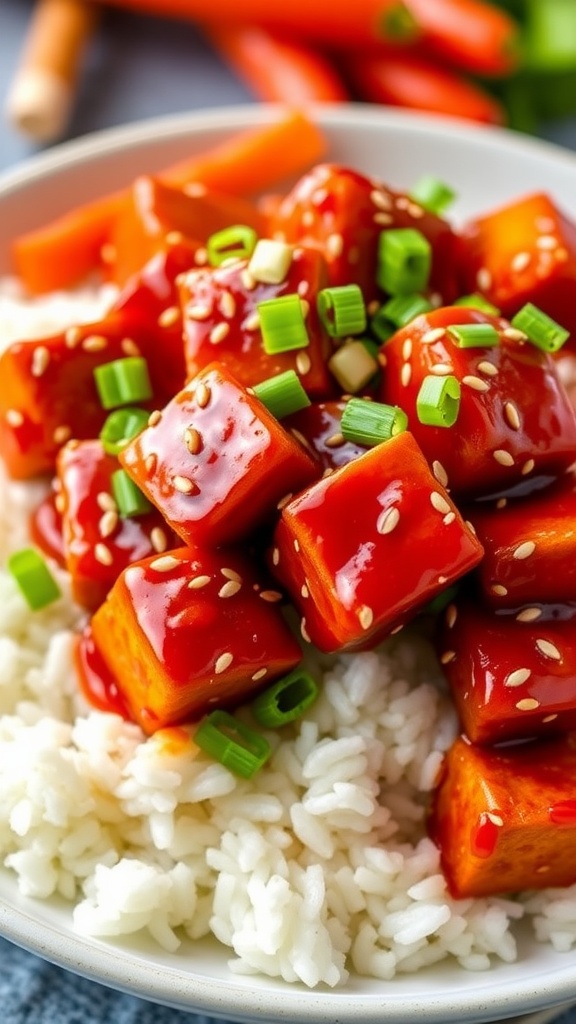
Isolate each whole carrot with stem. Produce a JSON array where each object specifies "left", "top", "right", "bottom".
[
  {"left": 206, "top": 25, "right": 350, "bottom": 104},
  {"left": 402, "top": 0, "right": 520, "bottom": 77}
]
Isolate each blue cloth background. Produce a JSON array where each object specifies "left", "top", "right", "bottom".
[{"left": 1, "top": 2, "right": 576, "bottom": 1021}]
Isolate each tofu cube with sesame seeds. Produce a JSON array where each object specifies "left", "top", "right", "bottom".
[
  {"left": 179, "top": 244, "right": 332, "bottom": 397},
  {"left": 119, "top": 361, "right": 319, "bottom": 548},
  {"left": 465, "top": 470, "right": 576, "bottom": 608},
  {"left": 429, "top": 733, "right": 576, "bottom": 898},
  {"left": 460, "top": 192, "right": 576, "bottom": 338},
  {"left": 379, "top": 305, "right": 576, "bottom": 500},
  {"left": 436, "top": 598, "right": 576, "bottom": 745},
  {"left": 56, "top": 439, "right": 178, "bottom": 611},
  {"left": 268, "top": 430, "right": 483, "bottom": 653},
  {"left": 90, "top": 545, "right": 302, "bottom": 732}
]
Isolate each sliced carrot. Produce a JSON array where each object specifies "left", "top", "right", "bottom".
[
  {"left": 403, "top": 0, "right": 520, "bottom": 78},
  {"left": 205, "top": 25, "right": 350, "bottom": 104},
  {"left": 12, "top": 110, "right": 327, "bottom": 295}
]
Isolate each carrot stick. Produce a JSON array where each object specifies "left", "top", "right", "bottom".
[
  {"left": 403, "top": 0, "right": 520, "bottom": 78},
  {"left": 206, "top": 25, "right": 349, "bottom": 104},
  {"left": 344, "top": 50, "right": 505, "bottom": 125},
  {"left": 92, "top": 0, "right": 420, "bottom": 47},
  {"left": 5, "top": 0, "right": 99, "bottom": 143},
  {"left": 12, "top": 109, "right": 327, "bottom": 295}
]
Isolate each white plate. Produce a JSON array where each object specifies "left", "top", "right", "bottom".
[{"left": 1, "top": 104, "right": 576, "bottom": 1024}]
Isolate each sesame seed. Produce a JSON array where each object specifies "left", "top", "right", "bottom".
[
  {"left": 221, "top": 567, "right": 242, "bottom": 582},
  {"left": 218, "top": 291, "right": 237, "bottom": 318},
  {"left": 151, "top": 555, "right": 181, "bottom": 572},
  {"left": 401, "top": 363, "right": 412, "bottom": 387},
  {"left": 443, "top": 511, "right": 456, "bottom": 526},
  {"left": 516, "top": 607, "right": 542, "bottom": 622},
  {"left": 121, "top": 337, "right": 140, "bottom": 356},
  {"left": 294, "top": 539, "right": 300, "bottom": 552},
  {"left": 325, "top": 432, "right": 345, "bottom": 448},
  {"left": 377, "top": 506, "right": 400, "bottom": 535},
  {"left": 241, "top": 268, "right": 256, "bottom": 290},
  {"left": 432, "top": 461, "right": 449, "bottom": 488},
  {"left": 165, "top": 230, "right": 184, "bottom": 246},
  {"left": 300, "top": 618, "right": 311, "bottom": 643},
  {"left": 99, "top": 510, "right": 118, "bottom": 537},
  {"left": 536, "top": 235, "right": 558, "bottom": 250},
  {"left": 277, "top": 493, "right": 293, "bottom": 510},
  {"left": 6, "top": 409, "right": 24, "bottom": 427},
  {"left": 487, "top": 812, "right": 504, "bottom": 826},
  {"left": 184, "top": 426, "right": 203, "bottom": 454},
  {"left": 491, "top": 584, "right": 508, "bottom": 596},
  {"left": 54, "top": 493, "right": 65, "bottom": 514},
  {"left": 502, "top": 327, "right": 528, "bottom": 343},
  {"left": 297, "top": 279, "right": 310, "bottom": 297},
  {"left": 326, "top": 233, "right": 344, "bottom": 259},
  {"left": 370, "top": 189, "right": 393, "bottom": 211},
  {"left": 504, "top": 401, "right": 521, "bottom": 430},
  {"left": 31, "top": 345, "right": 50, "bottom": 377},
  {"left": 446, "top": 604, "right": 458, "bottom": 629},
  {"left": 187, "top": 304, "right": 212, "bottom": 321},
  {"left": 215, "top": 652, "right": 233, "bottom": 674},
  {"left": 251, "top": 667, "right": 268, "bottom": 681},
  {"left": 194, "top": 247, "right": 208, "bottom": 266},
  {"left": 218, "top": 580, "right": 242, "bottom": 598},
  {"left": 148, "top": 410, "right": 162, "bottom": 427},
  {"left": 429, "top": 363, "right": 454, "bottom": 376},
  {"left": 522, "top": 458, "right": 535, "bottom": 475},
  {"left": 402, "top": 338, "right": 413, "bottom": 361},
  {"left": 438, "top": 575, "right": 448, "bottom": 585},
  {"left": 440, "top": 650, "right": 456, "bottom": 665},
  {"left": 150, "top": 527, "right": 168, "bottom": 553},
  {"left": 513, "top": 541, "right": 536, "bottom": 560},
  {"left": 158, "top": 306, "right": 180, "bottom": 329},
  {"left": 358, "top": 605, "right": 374, "bottom": 630},
  {"left": 195, "top": 383, "right": 211, "bottom": 408},
  {"left": 301, "top": 584, "right": 309, "bottom": 599},
  {"left": 496, "top": 497, "right": 507, "bottom": 509},
  {"left": 462, "top": 375, "right": 490, "bottom": 392},
  {"left": 504, "top": 667, "right": 531, "bottom": 688},
  {"left": 477, "top": 360, "right": 498, "bottom": 377},
  {"left": 322, "top": 467, "right": 335, "bottom": 478},
  {"left": 94, "top": 542, "right": 113, "bottom": 566},
  {"left": 407, "top": 202, "right": 424, "bottom": 219},
  {"left": 373, "top": 212, "right": 394, "bottom": 226},
  {"left": 493, "top": 449, "right": 515, "bottom": 467},
  {"left": 296, "top": 351, "right": 311, "bottom": 376},
  {"left": 82, "top": 334, "right": 108, "bottom": 352},
  {"left": 97, "top": 491, "right": 116, "bottom": 512},
  {"left": 511, "top": 251, "right": 531, "bottom": 273},
  {"left": 536, "top": 638, "right": 562, "bottom": 661},
  {"left": 145, "top": 453, "right": 157, "bottom": 475},
  {"left": 430, "top": 491, "right": 451, "bottom": 515},
  {"left": 260, "top": 590, "right": 283, "bottom": 603},
  {"left": 173, "top": 475, "right": 197, "bottom": 495},
  {"left": 421, "top": 328, "right": 446, "bottom": 344},
  {"left": 188, "top": 574, "right": 211, "bottom": 589},
  {"left": 53, "top": 425, "right": 71, "bottom": 445},
  {"left": 272, "top": 547, "right": 280, "bottom": 566},
  {"left": 516, "top": 698, "right": 540, "bottom": 711},
  {"left": 312, "top": 187, "right": 328, "bottom": 205},
  {"left": 64, "top": 326, "right": 82, "bottom": 348},
  {"left": 184, "top": 181, "right": 207, "bottom": 197},
  {"left": 209, "top": 322, "right": 230, "bottom": 346},
  {"left": 301, "top": 210, "right": 315, "bottom": 227},
  {"left": 542, "top": 714, "right": 558, "bottom": 723},
  {"left": 476, "top": 267, "right": 492, "bottom": 291}
]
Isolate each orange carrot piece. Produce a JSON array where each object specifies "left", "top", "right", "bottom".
[
  {"left": 205, "top": 25, "right": 349, "bottom": 104},
  {"left": 12, "top": 110, "right": 327, "bottom": 295},
  {"left": 403, "top": 0, "right": 520, "bottom": 78}
]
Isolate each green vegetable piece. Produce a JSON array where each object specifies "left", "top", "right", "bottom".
[
  {"left": 111, "top": 468, "right": 153, "bottom": 518},
  {"left": 454, "top": 294, "right": 501, "bottom": 316},
  {"left": 258, "top": 294, "right": 310, "bottom": 354},
  {"left": 253, "top": 369, "right": 311, "bottom": 419},
  {"left": 410, "top": 175, "right": 457, "bottom": 216},
  {"left": 524, "top": 0, "right": 576, "bottom": 73},
  {"left": 417, "top": 375, "right": 461, "bottom": 428},
  {"left": 341, "top": 397, "right": 408, "bottom": 447},
  {"left": 381, "top": 1, "right": 419, "bottom": 42},
  {"left": 100, "top": 406, "right": 150, "bottom": 455},
  {"left": 377, "top": 228, "right": 432, "bottom": 296},
  {"left": 511, "top": 303, "right": 569, "bottom": 353},
  {"left": 194, "top": 710, "right": 271, "bottom": 778},
  {"left": 206, "top": 224, "right": 258, "bottom": 266},
  {"left": 94, "top": 357, "right": 153, "bottom": 410},
  {"left": 317, "top": 284, "right": 367, "bottom": 338},
  {"left": 7, "top": 547, "right": 61, "bottom": 610},
  {"left": 447, "top": 323, "right": 500, "bottom": 349},
  {"left": 421, "top": 583, "right": 460, "bottom": 616},
  {"left": 251, "top": 669, "right": 319, "bottom": 727},
  {"left": 370, "top": 307, "right": 396, "bottom": 344},
  {"left": 382, "top": 292, "right": 433, "bottom": 328}
]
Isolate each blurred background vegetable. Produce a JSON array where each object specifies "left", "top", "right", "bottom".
[{"left": 4, "top": 0, "right": 576, "bottom": 144}]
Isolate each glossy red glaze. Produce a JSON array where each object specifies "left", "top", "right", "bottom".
[
  {"left": 471, "top": 812, "right": 501, "bottom": 859},
  {"left": 380, "top": 306, "right": 576, "bottom": 499},
  {"left": 75, "top": 626, "right": 132, "bottom": 719},
  {"left": 284, "top": 400, "right": 366, "bottom": 471},
  {"left": 29, "top": 491, "right": 66, "bottom": 568},
  {"left": 270, "top": 430, "right": 484, "bottom": 652}
]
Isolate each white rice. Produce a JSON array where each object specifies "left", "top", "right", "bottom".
[{"left": 0, "top": 281, "right": 575, "bottom": 989}]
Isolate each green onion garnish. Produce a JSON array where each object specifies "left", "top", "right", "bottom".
[
  {"left": 370, "top": 308, "right": 396, "bottom": 344},
  {"left": 377, "top": 228, "right": 432, "bottom": 296},
  {"left": 194, "top": 710, "right": 271, "bottom": 778},
  {"left": 206, "top": 224, "right": 258, "bottom": 266},
  {"left": 258, "top": 294, "right": 310, "bottom": 354},
  {"left": 409, "top": 175, "right": 456, "bottom": 217},
  {"left": 251, "top": 669, "right": 319, "bottom": 728},
  {"left": 94, "top": 357, "right": 153, "bottom": 410},
  {"left": 253, "top": 369, "right": 311, "bottom": 419},
  {"left": 453, "top": 294, "right": 501, "bottom": 316},
  {"left": 416, "top": 375, "right": 461, "bottom": 428},
  {"left": 111, "top": 468, "right": 152, "bottom": 517},
  {"left": 7, "top": 548, "right": 61, "bottom": 610},
  {"left": 511, "top": 303, "right": 569, "bottom": 353},
  {"left": 317, "top": 284, "right": 367, "bottom": 338},
  {"left": 100, "top": 407, "right": 149, "bottom": 455},
  {"left": 341, "top": 397, "right": 408, "bottom": 447},
  {"left": 447, "top": 323, "right": 500, "bottom": 349},
  {"left": 382, "top": 293, "right": 433, "bottom": 328}
]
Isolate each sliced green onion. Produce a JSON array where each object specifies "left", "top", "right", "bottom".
[
  {"left": 111, "top": 468, "right": 152, "bottom": 517},
  {"left": 377, "top": 228, "right": 432, "bottom": 296},
  {"left": 382, "top": 293, "right": 433, "bottom": 328},
  {"left": 341, "top": 398, "right": 408, "bottom": 447},
  {"left": 258, "top": 294, "right": 309, "bottom": 354},
  {"left": 253, "top": 370, "right": 311, "bottom": 419},
  {"left": 206, "top": 224, "right": 258, "bottom": 267},
  {"left": 454, "top": 294, "right": 501, "bottom": 316},
  {"left": 248, "top": 238, "right": 293, "bottom": 284},
  {"left": 94, "top": 357, "right": 153, "bottom": 410},
  {"left": 416, "top": 375, "right": 461, "bottom": 428},
  {"left": 317, "top": 284, "right": 367, "bottom": 338},
  {"left": 524, "top": 0, "right": 576, "bottom": 73},
  {"left": 194, "top": 710, "right": 271, "bottom": 778},
  {"left": 100, "top": 407, "right": 150, "bottom": 455},
  {"left": 7, "top": 548, "right": 61, "bottom": 610},
  {"left": 511, "top": 303, "right": 569, "bottom": 353},
  {"left": 447, "top": 323, "right": 500, "bottom": 349},
  {"left": 409, "top": 175, "right": 456, "bottom": 217},
  {"left": 328, "top": 340, "right": 380, "bottom": 394},
  {"left": 251, "top": 669, "right": 319, "bottom": 728},
  {"left": 370, "top": 307, "right": 396, "bottom": 344}
]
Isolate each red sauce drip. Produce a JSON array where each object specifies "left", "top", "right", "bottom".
[
  {"left": 470, "top": 811, "right": 501, "bottom": 858},
  {"left": 549, "top": 800, "right": 576, "bottom": 825},
  {"left": 29, "top": 493, "right": 66, "bottom": 568},
  {"left": 74, "top": 626, "right": 133, "bottom": 721}
]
